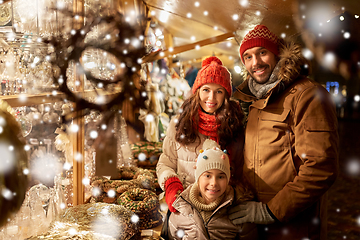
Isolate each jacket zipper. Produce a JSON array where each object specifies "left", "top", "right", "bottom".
[
  {"left": 179, "top": 195, "right": 233, "bottom": 239},
  {"left": 180, "top": 196, "right": 211, "bottom": 239}
]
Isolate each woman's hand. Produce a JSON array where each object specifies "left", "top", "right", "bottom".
[{"left": 164, "top": 177, "right": 184, "bottom": 212}]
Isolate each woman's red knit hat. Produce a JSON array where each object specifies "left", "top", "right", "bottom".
[
  {"left": 192, "top": 56, "right": 232, "bottom": 96},
  {"left": 239, "top": 25, "right": 280, "bottom": 64}
]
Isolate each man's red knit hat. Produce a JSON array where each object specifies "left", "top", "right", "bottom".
[
  {"left": 239, "top": 25, "right": 279, "bottom": 64},
  {"left": 192, "top": 56, "right": 232, "bottom": 96}
]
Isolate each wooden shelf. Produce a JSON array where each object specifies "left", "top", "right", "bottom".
[
  {"left": 0, "top": 92, "right": 66, "bottom": 107},
  {"left": 0, "top": 89, "right": 122, "bottom": 108}
]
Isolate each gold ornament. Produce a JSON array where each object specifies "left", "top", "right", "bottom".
[{"left": 0, "top": 99, "right": 28, "bottom": 227}]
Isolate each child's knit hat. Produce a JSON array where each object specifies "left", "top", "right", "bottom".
[
  {"left": 192, "top": 56, "right": 232, "bottom": 96},
  {"left": 239, "top": 25, "right": 280, "bottom": 64},
  {"left": 195, "top": 139, "right": 230, "bottom": 183}
]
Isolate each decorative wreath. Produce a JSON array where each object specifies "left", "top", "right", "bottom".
[{"left": 117, "top": 187, "right": 159, "bottom": 213}]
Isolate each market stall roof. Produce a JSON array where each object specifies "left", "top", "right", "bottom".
[{"left": 142, "top": 0, "right": 360, "bottom": 72}]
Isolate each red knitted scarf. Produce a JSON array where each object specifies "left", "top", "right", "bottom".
[{"left": 197, "top": 109, "right": 220, "bottom": 143}]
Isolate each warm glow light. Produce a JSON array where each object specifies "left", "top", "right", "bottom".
[{"left": 354, "top": 95, "right": 360, "bottom": 102}]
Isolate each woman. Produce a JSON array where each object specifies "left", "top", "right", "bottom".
[{"left": 156, "top": 56, "right": 248, "bottom": 213}]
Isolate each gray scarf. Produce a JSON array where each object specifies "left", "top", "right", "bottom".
[{"left": 248, "top": 63, "right": 280, "bottom": 99}]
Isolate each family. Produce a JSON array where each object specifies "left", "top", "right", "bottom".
[{"left": 156, "top": 25, "right": 339, "bottom": 239}]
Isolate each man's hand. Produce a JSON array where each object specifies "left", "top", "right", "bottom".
[{"left": 228, "top": 201, "right": 275, "bottom": 225}]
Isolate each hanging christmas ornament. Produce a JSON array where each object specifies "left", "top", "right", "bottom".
[
  {"left": 42, "top": 5, "right": 149, "bottom": 124},
  {"left": 0, "top": 99, "right": 28, "bottom": 227}
]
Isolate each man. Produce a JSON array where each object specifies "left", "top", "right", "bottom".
[{"left": 229, "top": 25, "right": 339, "bottom": 239}]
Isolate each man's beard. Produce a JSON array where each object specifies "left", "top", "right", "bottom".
[{"left": 248, "top": 64, "right": 271, "bottom": 84}]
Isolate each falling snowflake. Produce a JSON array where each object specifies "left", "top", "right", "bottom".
[
  {"left": 321, "top": 52, "right": 336, "bottom": 69},
  {"left": 1, "top": 188, "right": 13, "bottom": 200},
  {"left": 138, "top": 152, "right": 147, "bottom": 161},
  {"left": 107, "top": 189, "right": 116, "bottom": 198},
  {"left": 131, "top": 214, "right": 139, "bottom": 223},
  {"left": 176, "top": 229, "right": 185, "bottom": 238},
  {"left": 0, "top": 141, "right": 15, "bottom": 174},
  {"left": 145, "top": 114, "right": 155, "bottom": 122},
  {"left": 239, "top": 0, "right": 249, "bottom": 7},
  {"left": 82, "top": 177, "right": 90, "bottom": 185},
  {"left": 30, "top": 154, "right": 62, "bottom": 185},
  {"left": 91, "top": 215, "right": 121, "bottom": 237},
  {"left": 21, "top": 168, "right": 29, "bottom": 175},
  {"left": 63, "top": 162, "right": 72, "bottom": 171},
  {"left": 160, "top": 202, "right": 168, "bottom": 212},
  {"left": 282, "top": 228, "right": 289, "bottom": 235},
  {"left": 346, "top": 159, "right": 360, "bottom": 176},
  {"left": 101, "top": 208, "right": 109, "bottom": 215},
  {"left": 70, "top": 123, "right": 79, "bottom": 133},
  {"left": 90, "top": 130, "right": 98, "bottom": 139},
  {"left": 92, "top": 187, "right": 101, "bottom": 197},
  {"left": 68, "top": 227, "right": 77, "bottom": 236}
]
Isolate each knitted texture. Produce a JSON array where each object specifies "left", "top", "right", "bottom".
[
  {"left": 197, "top": 109, "right": 220, "bottom": 143},
  {"left": 239, "top": 25, "right": 279, "bottom": 63},
  {"left": 189, "top": 182, "right": 224, "bottom": 223},
  {"left": 192, "top": 56, "right": 232, "bottom": 96},
  {"left": 164, "top": 177, "right": 184, "bottom": 212},
  {"left": 195, "top": 139, "right": 230, "bottom": 183}
]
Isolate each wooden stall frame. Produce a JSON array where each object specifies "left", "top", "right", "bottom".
[{"left": 0, "top": 0, "right": 236, "bottom": 207}]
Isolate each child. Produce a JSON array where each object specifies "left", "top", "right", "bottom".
[{"left": 164, "top": 139, "right": 258, "bottom": 240}]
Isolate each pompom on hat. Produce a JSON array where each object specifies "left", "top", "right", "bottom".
[
  {"left": 192, "top": 56, "right": 232, "bottom": 96},
  {"left": 239, "top": 25, "right": 280, "bottom": 64},
  {"left": 194, "top": 139, "right": 231, "bottom": 183}
]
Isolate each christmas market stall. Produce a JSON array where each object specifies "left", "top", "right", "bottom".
[{"left": 0, "top": 0, "right": 359, "bottom": 239}]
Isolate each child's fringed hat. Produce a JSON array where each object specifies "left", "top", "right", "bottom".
[{"left": 194, "top": 139, "right": 230, "bottom": 183}]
